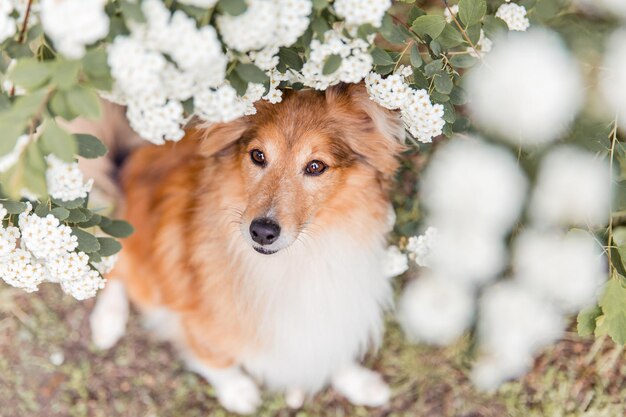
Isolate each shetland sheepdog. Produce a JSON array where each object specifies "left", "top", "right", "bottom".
[{"left": 87, "top": 83, "right": 405, "bottom": 414}]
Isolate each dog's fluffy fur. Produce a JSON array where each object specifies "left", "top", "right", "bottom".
[{"left": 88, "top": 84, "right": 405, "bottom": 413}]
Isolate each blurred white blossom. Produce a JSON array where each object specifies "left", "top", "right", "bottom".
[
  {"left": 177, "top": 0, "right": 218, "bottom": 7},
  {"left": 600, "top": 29, "right": 626, "bottom": 128},
  {"left": 40, "top": 0, "right": 109, "bottom": 59},
  {"left": 472, "top": 283, "right": 565, "bottom": 390},
  {"left": 46, "top": 155, "right": 94, "bottom": 202},
  {"left": 334, "top": 0, "right": 391, "bottom": 27},
  {"left": 466, "top": 29, "right": 583, "bottom": 146},
  {"left": 0, "top": 0, "right": 16, "bottom": 43},
  {"left": 0, "top": 135, "right": 29, "bottom": 173},
  {"left": 529, "top": 146, "right": 611, "bottom": 227},
  {"left": 0, "top": 248, "right": 46, "bottom": 293},
  {"left": 398, "top": 275, "right": 474, "bottom": 346},
  {"left": 421, "top": 139, "right": 527, "bottom": 233},
  {"left": 383, "top": 245, "right": 408, "bottom": 278},
  {"left": 513, "top": 230, "right": 606, "bottom": 313}
]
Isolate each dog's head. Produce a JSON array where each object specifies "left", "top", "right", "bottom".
[{"left": 200, "top": 83, "right": 405, "bottom": 255}]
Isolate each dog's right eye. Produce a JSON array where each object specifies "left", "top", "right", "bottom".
[{"left": 250, "top": 149, "right": 266, "bottom": 166}]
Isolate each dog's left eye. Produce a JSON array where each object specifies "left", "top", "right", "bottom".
[
  {"left": 250, "top": 149, "right": 266, "bottom": 166},
  {"left": 305, "top": 160, "right": 327, "bottom": 176}
]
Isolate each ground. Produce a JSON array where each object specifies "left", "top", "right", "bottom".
[{"left": 0, "top": 283, "right": 625, "bottom": 417}]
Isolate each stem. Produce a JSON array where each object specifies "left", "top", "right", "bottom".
[
  {"left": 393, "top": 40, "right": 413, "bottom": 73},
  {"left": 442, "top": 1, "right": 483, "bottom": 62},
  {"left": 10, "top": 0, "right": 34, "bottom": 97},
  {"left": 608, "top": 116, "right": 619, "bottom": 275}
]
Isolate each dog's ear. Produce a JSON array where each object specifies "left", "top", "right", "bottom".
[
  {"left": 325, "top": 83, "right": 406, "bottom": 180},
  {"left": 196, "top": 118, "right": 249, "bottom": 157}
]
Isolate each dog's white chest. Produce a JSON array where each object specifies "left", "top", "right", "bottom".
[{"left": 238, "top": 234, "right": 392, "bottom": 392}]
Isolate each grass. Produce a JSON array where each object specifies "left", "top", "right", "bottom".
[{"left": 1, "top": 284, "right": 626, "bottom": 417}]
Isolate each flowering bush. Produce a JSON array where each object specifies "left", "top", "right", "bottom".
[{"left": 0, "top": 0, "right": 625, "bottom": 390}]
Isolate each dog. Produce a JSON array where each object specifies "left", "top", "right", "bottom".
[{"left": 87, "top": 83, "right": 405, "bottom": 414}]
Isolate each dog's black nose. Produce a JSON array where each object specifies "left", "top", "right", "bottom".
[{"left": 250, "top": 218, "right": 281, "bottom": 245}]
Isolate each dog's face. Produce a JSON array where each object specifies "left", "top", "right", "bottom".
[{"left": 201, "top": 84, "right": 405, "bottom": 255}]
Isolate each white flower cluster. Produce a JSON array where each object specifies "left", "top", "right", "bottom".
[
  {"left": 365, "top": 67, "right": 445, "bottom": 143},
  {"left": 107, "top": 0, "right": 229, "bottom": 143},
  {"left": 495, "top": 3, "right": 530, "bottom": 32},
  {"left": 406, "top": 226, "right": 438, "bottom": 268},
  {"left": 383, "top": 245, "right": 409, "bottom": 279},
  {"left": 334, "top": 0, "right": 391, "bottom": 27},
  {"left": 218, "top": 0, "right": 311, "bottom": 55},
  {"left": 40, "top": 0, "right": 109, "bottom": 59},
  {"left": 299, "top": 28, "right": 373, "bottom": 90},
  {"left": 0, "top": 135, "right": 28, "bottom": 173},
  {"left": 399, "top": 134, "right": 609, "bottom": 389},
  {"left": 178, "top": 0, "right": 219, "bottom": 7},
  {"left": 466, "top": 29, "right": 583, "bottom": 147},
  {"left": 46, "top": 155, "right": 94, "bottom": 202},
  {"left": 0, "top": 0, "right": 16, "bottom": 44},
  {"left": 600, "top": 29, "right": 626, "bottom": 129},
  {"left": 0, "top": 204, "right": 107, "bottom": 300}
]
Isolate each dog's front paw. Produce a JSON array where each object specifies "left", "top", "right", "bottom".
[
  {"left": 331, "top": 365, "right": 390, "bottom": 407},
  {"left": 215, "top": 373, "right": 261, "bottom": 415},
  {"left": 90, "top": 280, "right": 128, "bottom": 350}
]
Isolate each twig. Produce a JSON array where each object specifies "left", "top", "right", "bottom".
[
  {"left": 607, "top": 116, "right": 618, "bottom": 273},
  {"left": 10, "top": 0, "right": 33, "bottom": 97},
  {"left": 393, "top": 41, "right": 413, "bottom": 73},
  {"left": 442, "top": 1, "right": 483, "bottom": 62}
]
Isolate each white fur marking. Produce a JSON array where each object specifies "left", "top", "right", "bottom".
[
  {"left": 90, "top": 279, "right": 129, "bottom": 350},
  {"left": 331, "top": 363, "right": 391, "bottom": 407}
]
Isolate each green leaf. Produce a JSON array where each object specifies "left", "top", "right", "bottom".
[
  {"left": 8, "top": 58, "right": 52, "bottom": 91},
  {"left": 407, "top": 7, "right": 427, "bottom": 26},
  {"left": 409, "top": 43, "right": 422, "bottom": 68},
  {"left": 596, "top": 278, "right": 626, "bottom": 344},
  {"left": 450, "top": 54, "right": 478, "bottom": 69},
  {"left": 380, "top": 15, "right": 407, "bottom": 44},
  {"left": 235, "top": 63, "right": 269, "bottom": 84},
  {"left": 458, "top": 0, "right": 487, "bottom": 27},
  {"left": 78, "top": 213, "right": 101, "bottom": 228},
  {"left": 40, "top": 119, "right": 77, "bottom": 163},
  {"left": 483, "top": 15, "right": 508, "bottom": 39},
  {"left": 12, "top": 89, "right": 48, "bottom": 120},
  {"left": 424, "top": 59, "right": 443, "bottom": 77},
  {"left": 23, "top": 143, "right": 47, "bottom": 198},
  {"left": 437, "top": 25, "right": 465, "bottom": 49},
  {"left": 412, "top": 68, "right": 429, "bottom": 89},
  {"left": 0, "top": 200, "right": 27, "bottom": 214},
  {"left": 357, "top": 23, "right": 377, "bottom": 40},
  {"left": 466, "top": 23, "right": 481, "bottom": 45},
  {"left": 0, "top": 131, "right": 21, "bottom": 156},
  {"left": 217, "top": 0, "right": 247, "bottom": 15},
  {"left": 226, "top": 72, "right": 248, "bottom": 96},
  {"left": 411, "top": 15, "right": 446, "bottom": 40},
  {"left": 67, "top": 208, "right": 88, "bottom": 223},
  {"left": 72, "top": 228, "right": 101, "bottom": 253},
  {"left": 51, "top": 60, "right": 81, "bottom": 90},
  {"left": 97, "top": 237, "right": 122, "bottom": 257},
  {"left": 577, "top": 304, "right": 602, "bottom": 337},
  {"left": 51, "top": 207, "right": 70, "bottom": 221},
  {"left": 322, "top": 54, "right": 342, "bottom": 75},
  {"left": 82, "top": 48, "right": 110, "bottom": 79},
  {"left": 76, "top": 134, "right": 107, "bottom": 159},
  {"left": 49, "top": 90, "right": 77, "bottom": 121},
  {"left": 434, "top": 71, "right": 453, "bottom": 94},
  {"left": 450, "top": 86, "right": 469, "bottom": 105},
  {"left": 371, "top": 48, "right": 394, "bottom": 66},
  {"left": 278, "top": 47, "right": 303, "bottom": 71},
  {"left": 430, "top": 91, "right": 449, "bottom": 103},
  {"left": 120, "top": 0, "right": 146, "bottom": 22},
  {"left": 51, "top": 197, "right": 85, "bottom": 209},
  {"left": 66, "top": 86, "right": 101, "bottom": 119},
  {"left": 312, "top": 0, "right": 328, "bottom": 10},
  {"left": 311, "top": 16, "right": 330, "bottom": 41},
  {"left": 100, "top": 219, "right": 134, "bottom": 238},
  {"left": 88, "top": 251, "right": 102, "bottom": 263},
  {"left": 34, "top": 203, "right": 51, "bottom": 217}
]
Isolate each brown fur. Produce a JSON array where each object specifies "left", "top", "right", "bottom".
[{"left": 115, "top": 84, "right": 405, "bottom": 368}]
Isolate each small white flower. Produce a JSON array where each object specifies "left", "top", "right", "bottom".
[
  {"left": 60, "top": 269, "right": 106, "bottom": 300},
  {"left": 92, "top": 254, "right": 118, "bottom": 275},
  {"left": 383, "top": 245, "right": 408, "bottom": 278},
  {"left": 401, "top": 88, "right": 446, "bottom": 143},
  {"left": 0, "top": 0, "right": 16, "bottom": 43},
  {"left": 177, "top": 0, "right": 218, "bottom": 7},
  {"left": 0, "top": 248, "right": 46, "bottom": 292},
  {"left": 19, "top": 212, "right": 78, "bottom": 261},
  {"left": 600, "top": 29, "right": 626, "bottom": 131},
  {"left": 0, "top": 224, "right": 20, "bottom": 259},
  {"left": 444, "top": 4, "right": 459, "bottom": 23},
  {"left": 495, "top": 3, "right": 530, "bottom": 32},
  {"left": 46, "top": 155, "right": 94, "bottom": 202},
  {"left": 40, "top": 0, "right": 109, "bottom": 59},
  {"left": 406, "top": 227, "right": 438, "bottom": 268},
  {"left": 398, "top": 275, "right": 475, "bottom": 346}
]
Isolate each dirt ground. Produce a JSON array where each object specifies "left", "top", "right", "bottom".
[{"left": 0, "top": 283, "right": 625, "bottom": 417}]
